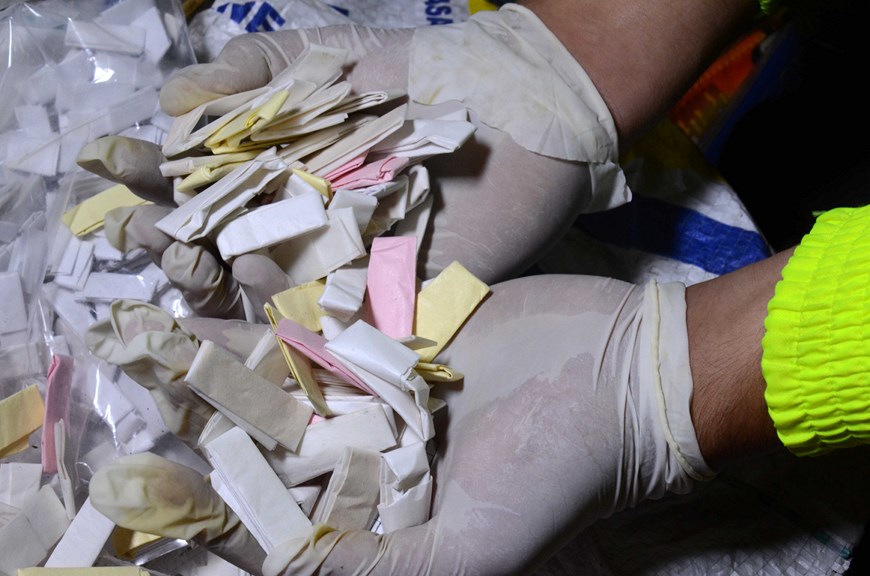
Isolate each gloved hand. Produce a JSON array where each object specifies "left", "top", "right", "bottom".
[
  {"left": 263, "top": 275, "right": 712, "bottom": 575},
  {"left": 89, "top": 274, "right": 714, "bottom": 575},
  {"left": 103, "top": 204, "right": 291, "bottom": 320},
  {"left": 76, "top": 5, "right": 629, "bottom": 320}
]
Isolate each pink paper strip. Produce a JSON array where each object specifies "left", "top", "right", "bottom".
[
  {"left": 323, "top": 153, "right": 367, "bottom": 182},
  {"left": 42, "top": 354, "right": 74, "bottom": 473},
  {"left": 330, "top": 156, "right": 410, "bottom": 190},
  {"left": 365, "top": 236, "right": 417, "bottom": 339},
  {"left": 275, "top": 319, "right": 376, "bottom": 396}
]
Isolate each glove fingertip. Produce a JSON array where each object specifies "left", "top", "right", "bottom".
[
  {"left": 232, "top": 254, "right": 293, "bottom": 309},
  {"left": 77, "top": 136, "right": 174, "bottom": 205}
]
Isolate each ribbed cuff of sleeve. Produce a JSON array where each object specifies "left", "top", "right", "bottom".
[{"left": 762, "top": 205, "right": 870, "bottom": 457}]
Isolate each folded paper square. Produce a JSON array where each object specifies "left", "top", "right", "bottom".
[
  {"left": 204, "top": 427, "right": 312, "bottom": 553},
  {"left": 365, "top": 237, "right": 417, "bottom": 339},
  {"left": 186, "top": 340, "right": 313, "bottom": 453},
  {"left": 264, "top": 405, "right": 396, "bottom": 487}
]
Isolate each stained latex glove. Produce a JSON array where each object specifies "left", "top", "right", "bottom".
[
  {"left": 99, "top": 274, "right": 712, "bottom": 575},
  {"left": 260, "top": 274, "right": 712, "bottom": 575},
  {"left": 76, "top": 5, "right": 629, "bottom": 319},
  {"left": 84, "top": 299, "right": 272, "bottom": 445},
  {"left": 90, "top": 452, "right": 266, "bottom": 573}
]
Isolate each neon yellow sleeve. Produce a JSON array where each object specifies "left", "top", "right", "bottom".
[
  {"left": 758, "top": 0, "right": 778, "bottom": 14},
  {"left": 762, "top": 204, "right": 870, "bottom": 456}
]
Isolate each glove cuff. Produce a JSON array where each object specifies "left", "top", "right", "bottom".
[
  {"left": 762, "top": 204, "right": 870, "bottom": 456},
  {"left": 410, "top": 4, "right": 619, "bottom": 164}
]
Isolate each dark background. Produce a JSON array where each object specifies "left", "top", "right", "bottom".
[
  {"left": 717, "top": 0, "right": 870, "bottom": 252},
  {"left": 712, "top": 1, "right": 869, "bottom": 573}
]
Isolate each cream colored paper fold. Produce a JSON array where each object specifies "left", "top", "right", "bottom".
[
  {"left": 186, "top": 341, "right": 313, "bottom": 453},
  {"left": 370, "top": 115, "right": 475, "bottom": 161},
  {"left": 312, "top": 447, "right": 380, "bottom": 531},
  {"left": 264, "top": 405, "right": 396, "bottom": 487},
  {"left": 215, "top": 191, "right": 329, "bottom": 260},
  {"left": 327, "top": 190, "right": 378, "bottom": 235},
  {"left": 244, "top": 329, "right": 291, "bottom": 387},
  {"left": 270, "top": 208, "right": 366, "bottom": 285},
  {"left": 160, "top": 151, "right": 260, "bottom": 177},
  {"left": 204, "top": 427, "right": 312, "bottom": 553},
  {"left": 318, "top": 263, "right": 368, "bottom": 323},
  {"left": 378, "top": 442, "right": 432, "bottom": 533}
]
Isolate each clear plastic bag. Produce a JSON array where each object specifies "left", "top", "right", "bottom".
[
  {"left": 0, "top": 0, "right": 196, "bottom": 343},
  {"left": 0, "top": 0, "right": 198, "bottom": 568}
]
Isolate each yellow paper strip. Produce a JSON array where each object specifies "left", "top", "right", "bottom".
[
  {"left": 414, "top": 261, "right": 490, "bottom": 363},
  {"left": 0, "top": 384, "right": 45, "bottom": 458},
  {"left": 206, "top": 90, "right": 290, "bottom": 150},
  {"left": 271, "top": 279, "right": 326, "bottom": 333},
  {"left": 61, "top": 184, "right": 150, "bottom": 237},
  {"left": 468, "top": 0, "right": 498, "bottom": 13},
  {"left": 177, "top": 161, "right": 247, "bottom": 192},
  {"left": 247, "top": 90, "right": 291, "bottom": 129},
  {"left": 292, "top": 168, "right": 332, "bottom": 200},
  {"left": 264, "top": 303, "right": 331, "bottom": 417},
  {"left": 207, "top": 142, "right": 272, "bottom": 155},
  {"left": 416, "top": 362, "right": 464, "bottom": 383},
  {"left": 111, "top": 527, "right": 164, "bottom": 559},
  {"left": 161, "top": 150, "right": 259, "bottom": 177}
]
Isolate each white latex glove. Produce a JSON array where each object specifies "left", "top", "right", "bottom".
[
  {"left": 260, "top": 274, "right": 712, "bottom": 575},
  {"left": 84, "top": 299, "right": 273, "bottom": 445},
  {"left": 76, "top": 5, "right": 628, "bottom": 319},
  {"left": 97, "top": 194, "right": 291, "bottom": 321},
  {"left": 90, "top": 274, "right": 713, "bottom": 575}
]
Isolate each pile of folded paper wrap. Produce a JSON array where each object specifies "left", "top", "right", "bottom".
[
  {"left": 89, "top": 37, "right": 488, "bottom": 548},
  {"left": 0, "top": 8, "right": 489, "bottom": 570}
]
